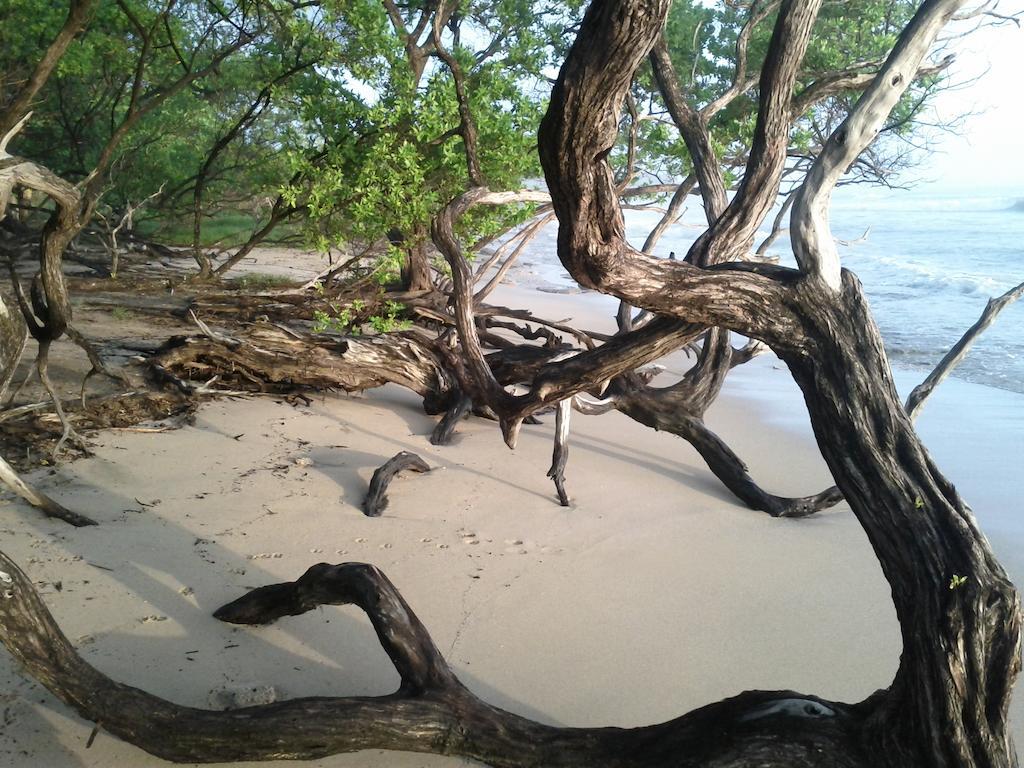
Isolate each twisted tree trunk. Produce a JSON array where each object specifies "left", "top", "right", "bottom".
[{"left": 536, "top": 0, "right": 1021, "bottom": 763}]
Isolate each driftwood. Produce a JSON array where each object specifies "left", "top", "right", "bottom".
[
  {"left": 362, "top": 451, "right": 431, "bottom": 517},
  {"left": 1, "top": 283, "right": 95, "bottom": 524},
  {"left": 0, "top": 549, "right": 872, "bottom": 766},
  {"left": 905, "top": 279, "right": 1024, "bottom": 419},
  {"left": 150, "top": 323, "right": 458, "bottom": 413},
  {"left": 430, "top": 393, "right": 473, "bottom": 445},
  {"left": 547, "top": 398, "right": 572, "bottom": 506},
  {"left": 0, "top": 455, "right": 97, "bottom": 526}
]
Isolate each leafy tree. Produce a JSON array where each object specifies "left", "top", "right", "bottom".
[{"left": 289, "top": 0, "right": 570, "bottom": 292}]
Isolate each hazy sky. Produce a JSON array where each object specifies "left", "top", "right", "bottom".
[{"left": 919, "top": 19, "right": 1023, "bottom": 191}]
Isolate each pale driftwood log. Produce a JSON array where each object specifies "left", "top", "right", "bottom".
[
  {"left": 362, "top": 451, "right": 431, "bottom": 517},
  {"left": 547, "top": 398, "right": 572, "bottom": 506},
  {"left": 906, "top": 279, "right": 1024, "bottom": 419},
  {"left": 150, "top": 324, "right": 458, "bottom": 413}
]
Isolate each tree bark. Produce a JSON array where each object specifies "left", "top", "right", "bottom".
[
  {"left": 536, "top": 0, "right": 1021, "bottom": 763},
  {"left": 363, "top": 451, "right": 431, "bottom": 517},
  {"left": 0, "top": 548, "right": 882, "bottom": 767}
]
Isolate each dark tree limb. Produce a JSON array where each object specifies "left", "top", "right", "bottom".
[
  {"left": 215, "top": 560, "right": 457, "bottom": 693},
  {"left": 600, "top": 373, "right": 842, "bottom": 518},
  {"left": 430, "top": 394, "right": 472, "bottom": 445},
  {"left": 905, "top": 280, "right": 1024, "bottom": 419},
  {"left": 673, "top": 414, "right": 841, "bottom": 518},
  {"left": 0, "top": 548, "right": 882, "bottom": 766},
  {"left": 363, "top": 451, "right": 431, "bottom": 517}
]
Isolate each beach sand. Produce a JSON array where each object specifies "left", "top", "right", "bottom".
[{"left": 0, "top": 281, "right": 1020, "bottom": 766}]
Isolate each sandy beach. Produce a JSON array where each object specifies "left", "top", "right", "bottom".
[{"left": 0, "top": 279, "right": 1021, "bottom": 766}]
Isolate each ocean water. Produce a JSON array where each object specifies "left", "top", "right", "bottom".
[{"left": 511, "top": 186, "right": 1024, "bottom": 393}]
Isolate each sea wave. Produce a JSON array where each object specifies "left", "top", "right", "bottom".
[{"left": 847, "top": 253, "right": 1008, "bottom": 297}]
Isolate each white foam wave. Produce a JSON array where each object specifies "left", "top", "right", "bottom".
[{"left": 850, "top": 254, "right": 1009, "bottom": 297}]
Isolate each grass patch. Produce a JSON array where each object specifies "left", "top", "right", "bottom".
[
  {"left": 136, "top": 210, "right": 303, "bottom": 249},
  {"left": 232, "top": 272, "right": 299, "bottom": 291}
]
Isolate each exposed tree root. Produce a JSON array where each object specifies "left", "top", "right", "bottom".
[
  {"left": 607, "top": 369, "right": 843, "bottom": 518},
  {"left": 363, "top": 451, "right": 432, "bottom": 517},
  {"left": 430, "top": 393, "right": 472, "bottom": 445}
]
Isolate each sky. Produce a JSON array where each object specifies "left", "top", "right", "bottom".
[{"left": 918, "top": 17, "right": 1024, "bottom": 192}]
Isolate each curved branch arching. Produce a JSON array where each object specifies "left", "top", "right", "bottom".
[{"left": 0, "top": 549, "right": 876, "bottom": 767}]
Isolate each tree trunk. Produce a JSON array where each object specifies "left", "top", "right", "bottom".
[
  {"left": 404, "top": 225, "right": 434, "bottom": 292},
  {"left": 535, "top": 0, "right": 1021, "bottom": 763},
  {"left": 779, "top": 274, "right": 1021, "bottom": 766}
]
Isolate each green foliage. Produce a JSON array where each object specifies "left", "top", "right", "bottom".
[
  {"left": 3, "top": 0, "right": 947, "bottom": 278},
  {"left": 949, "top": 574, "right": 968, "bottom": 590},
  {"left": 626, "top": 0, "right": 945, "bottom": 190},
  {"left": 234, "top": 273, "right": 298, "bottom": 291},
  {"left": 2, "top": 0, "right": 333, "bottom": 244},
  {"left": 310, "top": 292, "right": 410, "bottom": 335},
  {"left": 291, "top": 0, "right": 565, "bottom": 267}
]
